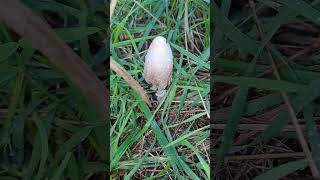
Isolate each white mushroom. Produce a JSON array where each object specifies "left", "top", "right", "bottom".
[{"left": 143, "top": 36, "right": 173, "bottom": 100}]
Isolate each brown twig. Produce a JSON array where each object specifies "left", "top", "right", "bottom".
[
  {"left": 249, "top": 0, "right": 319, "bottom": 177},
  {"left": 0, "top": 0, "right": 108, "bottom": 118}
]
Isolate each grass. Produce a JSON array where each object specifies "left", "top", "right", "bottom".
[
  {"left": 110, "top": 0, "right": 210, "bottom": 179},
  {"left": 213, "top": 0, "right": 320, "bottom": 179},
  {"left": 0, "top": 0, "right": 107, "bottom": 179}
]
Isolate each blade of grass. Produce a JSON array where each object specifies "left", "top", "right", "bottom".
[
  {"left": 0, "top": 42, "right": 18, "bottom": 61},
  {"left": 213, "top": 76, "right": 306, "bottom": 93},
  {"left": 33, "top": 114, "right": 49, "bottom": 180},
  {"left": 55, "top": 126, "right": 93, "bottom": 163},
  {"left": 304, "top": 105, "right": 320, "bottom": 172},
  {"left": 171, "top": 43, "right": 209, "bottom": 69},
  {"left": 253, "top": 159, "right": 308, "bottom": 180},
  {"left": 51, "top": 152, "right": 72, "bottom": 180},
  {"left": 124, "top": 139, "right": 156, "bottom": 180},
  {"left": 164, "top": 125, "right": 209, "bottom": 148}
]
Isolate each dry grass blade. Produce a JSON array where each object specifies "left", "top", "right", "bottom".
[
  {"left": 110, "top": 58, "right": 152, "bottom": 107},
  {"left": 110, "top": 0, "right": 118, "bottom": 17},
  {"left": 0, "top": 0, "right": 108, "bottom": 118}
]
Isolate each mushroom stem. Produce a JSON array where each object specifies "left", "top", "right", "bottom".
[{"left": 155, "top": 90, "right": 166, "bottom": 101}]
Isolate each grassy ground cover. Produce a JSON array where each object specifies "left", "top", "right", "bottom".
[{"left": 111, "top": 0, "right": 210, "bottom": 179}]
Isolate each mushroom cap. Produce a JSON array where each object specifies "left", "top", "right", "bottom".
[{"left": 143, "top": 36, "right": 173, "bottom": 91}]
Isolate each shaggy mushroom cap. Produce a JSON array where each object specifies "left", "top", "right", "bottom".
[{"left": 143, "top": 36, "right": 173, "bottom": 94}]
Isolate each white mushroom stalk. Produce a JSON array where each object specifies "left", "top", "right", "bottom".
[{"left": 143, "top": 36, "right": 173, "bottom": 101}]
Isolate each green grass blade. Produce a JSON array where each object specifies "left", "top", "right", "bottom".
[
  {"left": 33, "top": 114, "right": 49, "bottom": 180},
  {"left": 164, "top": 126, "right": 209, "bottom": 148},
  {"left": 55, "top": 126, "right": 93, "bottom": 162},
  {"left": 51, "top": 152, "right": 72, "bottom": 180},
  {"left": 54, "top": 27, "right": 100, "bottom": 43},
  {"left": 304, "top": 105, "right": 320, "bottom": 172},
  {"left": 253, "top": 159, "right": 308, "bottom": 180},
  {"left": 170, "top": 43, "right": 209, "bottom": 69},
  {"left": 124, "top": 139, "right": 156, "bottom": 180},
  {"left": 213, "top": 76, "right": 306, "bottom": 93},
  {"left": 0, "top": 42, "right": 18, "bottom": 61}
]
